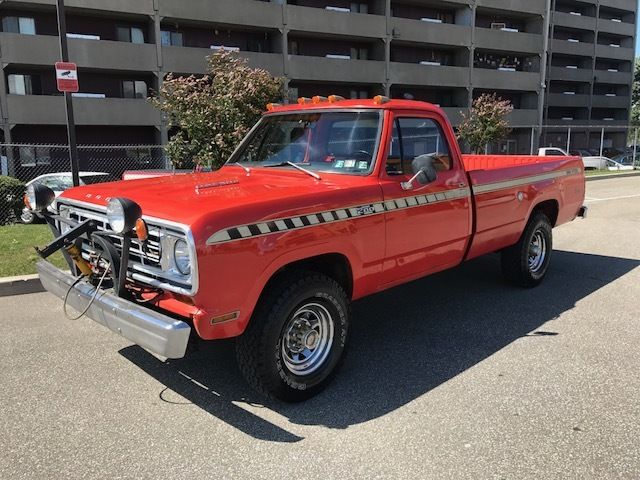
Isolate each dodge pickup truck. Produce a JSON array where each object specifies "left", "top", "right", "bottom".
[{"left": 28, "top": 96, "right": 586, "bottom": 402}]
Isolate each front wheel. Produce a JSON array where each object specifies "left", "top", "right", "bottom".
[
  {"left": 501, "top": 212, "right": 553, "bottom": 288},
  {"left": 236, "top": 271, "right": 350, "bottom": 402}
]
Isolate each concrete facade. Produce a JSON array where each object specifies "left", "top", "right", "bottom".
[
  {"left": 0, "top": 0, "right": 636, "bottom": 153},
  {"left": 544, "top": 0, "right": 637, "bottom": 152}
]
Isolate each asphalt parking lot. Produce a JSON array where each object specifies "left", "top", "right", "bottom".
[{"left": 1, "top": 176, "right": 639, "bottom": 479}]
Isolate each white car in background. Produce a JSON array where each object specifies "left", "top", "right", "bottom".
[
  {"left": 21, "top": 172, "right": 109, "bottom": 223},
  {"left": 538, "top": 147, "right": 608, "bottom": 170},
  {"left": 606, "top": 159, "right": 635, "bottom": 171}
]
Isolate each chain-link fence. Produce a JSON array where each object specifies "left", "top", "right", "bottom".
[
  {"left": 0, "top": 144, "right": 175, "bottom": 224},
  {"left": 1, "top": 126, "right": 639, "bottom": 224}
]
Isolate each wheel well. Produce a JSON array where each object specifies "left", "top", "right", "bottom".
[
  {"left": 532, "top": 199, "right": 559, "bottom": 227},
  {"left": 266, "top": 253, "right": 354, "bottom": 299}
]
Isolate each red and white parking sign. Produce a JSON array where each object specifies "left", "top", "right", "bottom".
[{"left": 55, "top": 62, "right": 79, "bottom": 93}]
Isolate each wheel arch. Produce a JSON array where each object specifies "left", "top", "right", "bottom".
[
  {"left": 530, "top": 198, "right": 559, "bottom": 227},
  {"left": 261, "top": 252, "right": 354, "bottom": 300}
]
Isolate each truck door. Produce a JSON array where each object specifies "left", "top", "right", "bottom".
[{"left": 379, "top": 112, "right": 472, "bottom": 285}]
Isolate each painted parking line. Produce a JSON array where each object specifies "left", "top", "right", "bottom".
[{"left": 585, "top": 194, "right": 640, "bottom": 203}]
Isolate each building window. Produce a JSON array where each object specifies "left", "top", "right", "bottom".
[
  {"left": 8, "top": 74, "right": 40, "bottom": 95},
  {"left": 350, "top": 47, "right": 368, "bottom": 60},
  {"left": 122, "top": 80, "right": 147, "bottom": 99},
  {"left": 117, "top": 26, "right": 145, "bottom": 44},
  {"left": 18, "top": 146, "right": 50, "bottom": 167},
  {"left": 351, "top": 3, "right": 368, "bottom": 14},
  {"left": 2, "top": 16, "right": 36, "bottom": 35},
  {"left": 161, "top": 30, "right": 183, "bottom": 47}
]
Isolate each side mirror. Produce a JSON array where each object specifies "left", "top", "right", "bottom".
[{"left": 401, "top": 154, "right": 438, "bottom": 190}]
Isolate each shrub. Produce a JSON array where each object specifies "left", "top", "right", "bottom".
[
  {"left": 151, "top": 50, "right": 284, "bottom": 169},
  {"left": 457, "top": 93, "right": 513, "bottom": 154},
  {"left": 0, "top": 176, "right": 26, "bottom": 225}
]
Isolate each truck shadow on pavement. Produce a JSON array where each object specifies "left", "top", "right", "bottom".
[{"left": 119, "top": 250, "right": 639, "bottom": 442}]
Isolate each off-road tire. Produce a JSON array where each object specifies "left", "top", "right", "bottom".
[
  {"left": 501, "top": 211, "right": 553, "bottom": 288},
  {"left": 236, "top": 271, "right": 350, "bottom": 402}
]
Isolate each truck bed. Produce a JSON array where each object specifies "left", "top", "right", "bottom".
[{"left": 461, "top": 155, "right": 585, "bottom": 260}]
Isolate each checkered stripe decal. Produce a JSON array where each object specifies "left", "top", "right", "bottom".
[{"left": 206, "top": 187, "right": 470, "bottom": 245}]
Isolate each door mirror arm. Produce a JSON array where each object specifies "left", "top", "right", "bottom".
[{"left": 401, "top": 154, "right": 438, "bottom": 190}]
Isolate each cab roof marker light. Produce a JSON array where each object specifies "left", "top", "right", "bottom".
[
  {"left": 266, "top": 103, "right": 281, "bottom": 111},
  {"left": 312, "top": 95, "right": 328, "bottom": 104},
  {"left": 373, "top": 95, "right": 390, "bottom": 105},
  {"left": 297, "top": 97, "right": 312, "bottom": 105},
  {"left": 328, "top": 95, "right": 345, "bottom": 103}
]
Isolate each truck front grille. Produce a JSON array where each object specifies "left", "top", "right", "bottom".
[{"left": 57, "top": 201, "right": 196, "bottom": 295}]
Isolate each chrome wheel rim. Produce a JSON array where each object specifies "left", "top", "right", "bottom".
[
  {"left": 281, "top": 302, "right": 334, "bottom": 376},
  {"left": 20, "top": 208, "right": 33, "bottom": 223},
  {"left": 528, "top": 229, "right": 547, "bottom": 274}
]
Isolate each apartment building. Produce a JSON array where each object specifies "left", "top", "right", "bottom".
[
  {"left": 0, "top": 0, "right": 635, "bottom": 154},
  {"left": 544, "top": 0, "right": 637, "bottom": 152}
]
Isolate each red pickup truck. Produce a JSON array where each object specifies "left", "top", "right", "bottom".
[{"left": 30, "top": 97, "right": 586, "bottom": 401}]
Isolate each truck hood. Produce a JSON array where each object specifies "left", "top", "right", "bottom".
[{"left": 59, "top": 166, "right": 378, "bottom": 231}]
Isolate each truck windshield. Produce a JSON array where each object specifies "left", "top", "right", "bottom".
[{"left": 230, "top": 111, "right": 382, "bottom": 175}]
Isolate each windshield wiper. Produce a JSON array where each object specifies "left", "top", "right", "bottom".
[
  {"left": 263, "top": 161, "right": 321, "bottom": 180},
  {"left": 229, "top": 162, "right": 251, "bottom": 174}
]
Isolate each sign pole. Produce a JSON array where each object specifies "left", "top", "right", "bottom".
[{"left": 56, "top": 0, "right": 80, "bottom": 187}]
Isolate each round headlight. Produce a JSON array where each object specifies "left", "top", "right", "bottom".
[
  {"left": 173, "top": 239, "right": 191, "bottom": 276},
  {"left": 106, "top": 198, "right": 142, "bottom": 234},
  {"left": 25, "top": 184, "right": 55, "bottom": 212}
]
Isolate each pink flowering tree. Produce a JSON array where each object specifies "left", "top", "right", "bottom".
[
  {"left": 457, "top": 93, "right": 513, "bottom": 154},
  {"left": 152, "top": 51, "right": 284, "bottom": 169}
]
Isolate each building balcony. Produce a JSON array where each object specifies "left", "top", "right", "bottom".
[
  {"left": 471, "top": 68, "right": 539, "bottom": 91},
  {"left": 388, "top": 63, "right": 469, "bottom": 88},
  {"left": 593, "top": 69, "right": 633, "bottom": 84},
  {"left": 599, "top": 0, "right": 636, "bottom": 12},
  {"left": 551, "top": 39, "right": 595, "bottom": 57},
  {"left": 591, "top": 95, "right": 630, "bottom": 108},
  {"left": 287, "top": 56, "right": 386, "bottom": 84},
  {"left": 287, "top": 6, "right": 385, "bottom": 39},
  {"left": 15, "top": 0, "right": 154, "bottom": 15},
  {"left": 508, "top": 109, "right": 538, "bottom": 126},
  {"left": 552, "top": 11, "right": 597, "bottom": 31},
  {"left": 597, "top": 18, "right": 635, "bottom": 36},
  {"left": 547, "top": 93, "right": 591, "bottom": 108},
  {"left": 549, "top": 66, "right": 593, "bottom": 83},
  {"left": 6, "top": 95, "right": 161, "bottom": 126},
  {"left": 476, "top": 0, "right": 546, "bottom": 16},
  {"left": 474, "top": 29, "right": 543, "bottom": 55},
  {"left": 595, "top": 44, "right": 635, "bottom": 61},
  {"left": 389, "top": 18, "right": 471, "bottom": 47},
  {"left": 162, "top": 47, "right": 284, "bottom": 76},
  {"left": 0, "top": 33, "right": 157, "bottom": 71},
  {"left": 158, "top": 0, "right": 283, "bottom": 29}
]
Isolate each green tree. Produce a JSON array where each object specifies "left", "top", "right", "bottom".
[
  {"left": 151, "top": 51, "right": 284, "bottom": 169},
  {"left": 457, "top": 93, "right": 513, "bottom": 154},
  {"left": 630, "top": 57, "right": 640, "bottom": 126}
]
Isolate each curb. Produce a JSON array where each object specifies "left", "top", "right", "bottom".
[
  {"left": 0, "top": 274, "right": 44, "bottom": 297},
  {"left": 586, "top": 171, "right": 640, "bottom": 182}
]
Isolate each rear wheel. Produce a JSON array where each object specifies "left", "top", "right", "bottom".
[
  {"left": 501, "top": 212, "right": 553, "bottom": 288},
  {"left": 236, "top": 271, "right": 350, "bottom": 402}
]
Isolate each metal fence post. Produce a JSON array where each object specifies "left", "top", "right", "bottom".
[
  {"left": 634, "top": 128, "right": 638, "bottom": 168},
  {"left": 530, "top": 127, "right": 535, "bottom": 155},
  {"left": 599, "top": 127, "right": 605, "bottom": 157},
  {"left": 566, "top": 127, "right": 571, "bottom": 153}
]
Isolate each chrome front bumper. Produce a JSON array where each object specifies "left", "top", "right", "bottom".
[{"left": 37, "top": 260, "right": 191, "bottom": 359}]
